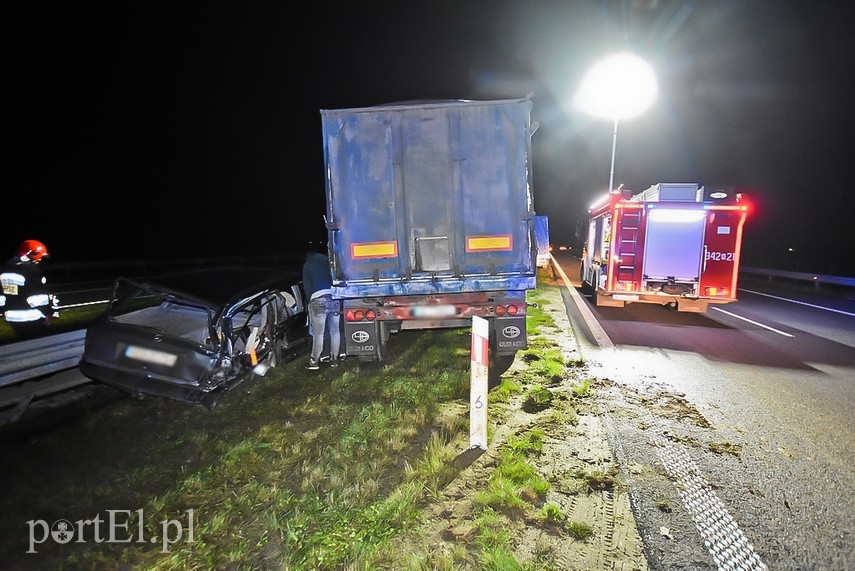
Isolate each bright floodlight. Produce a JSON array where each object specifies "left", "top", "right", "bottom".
[{"left": 576, "top": 53, "right": 658, "bottom": 120}]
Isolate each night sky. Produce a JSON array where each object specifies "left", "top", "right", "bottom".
[{"left": 7, "top": 2, "right": 855, "bottom": 276}]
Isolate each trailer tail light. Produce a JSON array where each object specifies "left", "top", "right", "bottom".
[
  {"left": 345, "top": 309, "right": 377, "bottom": 321},
  {"left": 704, "top": 287, "right": 728, "bottom": 297},
  {"left": 495, "top": 304, "right": 522, "bottom": 316}
]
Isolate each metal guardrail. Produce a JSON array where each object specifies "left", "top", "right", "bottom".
[
  {"left": 0, "top": 330, "right": 86, "bottom": 389},
  {"left": 740, "top": 266, "right": 855, "bottom": 289},
  {"left": 43, "top": 254, "right": 305, "bottom": 287},
  {"left": 0, "top": 329, "right": 88, "bottom": 422}
]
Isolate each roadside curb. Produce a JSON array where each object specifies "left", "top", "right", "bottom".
[{"left": 549, "top": 254, "right": 614, "bottom": 349}]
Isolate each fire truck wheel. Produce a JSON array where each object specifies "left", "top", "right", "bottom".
[{"left": 579, "top": 269, "right": 596, "bottom": 296}]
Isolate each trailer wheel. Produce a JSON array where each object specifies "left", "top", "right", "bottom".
[
  {"left": 488, "top": 352, "right": 517, "bottom": 389},
  {"left": 376, "top": 321, "right": 390, "bottom": 361}
]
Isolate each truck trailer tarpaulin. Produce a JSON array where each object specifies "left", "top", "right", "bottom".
[
  {"left": 321, "top": 97, "right": 538, "bottom": 298},
  {"left": 319, "top": 97, "right": 540, "bottom": 370}
]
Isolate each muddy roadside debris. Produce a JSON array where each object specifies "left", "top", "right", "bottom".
[{"left": 378, "top": 271, "right": 651, "bottom": 570}]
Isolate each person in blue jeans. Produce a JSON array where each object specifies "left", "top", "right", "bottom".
[{"left": 302, "top": 250, "right": 341, "bottom": 370}]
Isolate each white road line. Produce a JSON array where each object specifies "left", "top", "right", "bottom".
[
  {"left": 711, "top": 307, "right": 794, "bottom": 337},
  {"left": 740, "top": 288, "right": 855, "bottom": 317},
  {"left": 549, "top": 255, "right": 615, "bottom": 349}
]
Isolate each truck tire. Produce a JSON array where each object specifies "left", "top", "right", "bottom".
[
  {"left": 580, "top": 267, "right": 595, "bottom": 295},
  {"left": 489, "top": 352, "right": 516, "bottom": 389},
  {"left": 378, "top": 321, "right": 391, "bottom": 360}
]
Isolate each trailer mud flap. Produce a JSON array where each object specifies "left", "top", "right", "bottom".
[
  {"left": 493, "top": 316, "right": 527, "bottom": 353},
  {"left": 344, "top": 321, "right": 380, "bottom": 357}
]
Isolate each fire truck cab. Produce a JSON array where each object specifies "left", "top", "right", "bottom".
[{"left": 580, "top": 183, "right": 749, "bottom": 313}]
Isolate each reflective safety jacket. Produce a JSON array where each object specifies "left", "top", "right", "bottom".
[{"left": 1, "top": 260, "right": 57, "bottom": 323}]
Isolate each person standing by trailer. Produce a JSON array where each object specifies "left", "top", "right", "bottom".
[
  {"left": 1, "top": 239, "right": 58, "bottom": 339},
  {"left": 301, "top": 249, "right": 341, "bottom": 370}
]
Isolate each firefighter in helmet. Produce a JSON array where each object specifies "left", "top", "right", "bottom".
[{"left": 1, "top": 239, "right": 59, "bottom": 339}]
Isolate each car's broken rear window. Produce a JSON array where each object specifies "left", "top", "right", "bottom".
[{"left": 115, "top": 302, "right": 210, "bottom": 343}]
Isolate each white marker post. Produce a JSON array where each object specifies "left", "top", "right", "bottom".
[{"left": 470, "top": 316, "right": 489, "bottom": 450}]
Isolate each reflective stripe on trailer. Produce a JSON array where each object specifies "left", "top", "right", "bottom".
[
  {"left": 351, "top": 241, "right": 398, "bottom": 259},
  {"left": 466, "top": 235, "right": 512, "bottom": 252}
]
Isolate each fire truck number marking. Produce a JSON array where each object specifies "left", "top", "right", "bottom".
[{"left": 705, "top": 251, "right": 734, "bottom": 262}]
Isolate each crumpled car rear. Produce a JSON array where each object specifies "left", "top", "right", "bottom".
[
  {"left": 79, "top": 268, "right": 308, "bottom": 406},
  {"left": 81, "top": 304, "right": 242, "bottom": 405}
]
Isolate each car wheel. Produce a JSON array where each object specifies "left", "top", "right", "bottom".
[
  {"left": 263, "top": 305, "right": 282, "bottom": 368},
  {"left": 269, "top": 339, "right": 284, "bottom": 368}
]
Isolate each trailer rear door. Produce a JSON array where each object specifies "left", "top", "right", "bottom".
[{"left": 322, "top": 99, "right": 535, "bottom": 286}]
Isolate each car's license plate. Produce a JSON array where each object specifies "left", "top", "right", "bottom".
[
  {"left": 2, "top": 284, "right": 18, "bottom": 295},
  {"left": 412, "top": 305, "right": 457, "bottom": 318},
  {"left": 125, "top": 345, "right": 178, "bottom": 367}
]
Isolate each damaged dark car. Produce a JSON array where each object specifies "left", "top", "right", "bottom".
[{"left": 80, "top": 266, "right": 310, "bottom": 406}]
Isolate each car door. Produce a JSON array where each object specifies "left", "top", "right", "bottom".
[{"left": 275, "top": 284, "right": 310, "bottom": 360}]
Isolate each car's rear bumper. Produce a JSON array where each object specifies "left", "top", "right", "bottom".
[{"left": 79, "top": 359, "right": 239, "bottom": 406}]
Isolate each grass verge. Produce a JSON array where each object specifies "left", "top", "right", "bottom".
[{"left": 6, "top": 267, "right": 603, "bottom": 570}]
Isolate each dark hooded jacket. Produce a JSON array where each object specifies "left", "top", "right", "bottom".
[{"left": 302, "top": 252, "right": 332, "bottom": 300}]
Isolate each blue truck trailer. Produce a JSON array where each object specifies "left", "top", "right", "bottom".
[
  {"left": 320, "top": 96, "right": 539, "bottom": 375},
  {"left": 534, "top": 215, "right": 550, "bottom": 268}
]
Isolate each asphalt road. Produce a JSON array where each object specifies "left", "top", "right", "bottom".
[{"left": 551, "top": 251, "right": 855, "bottom": 571}]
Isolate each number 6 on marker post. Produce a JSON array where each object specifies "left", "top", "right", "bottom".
[{"left": 470, "top": 316, "right": 489, "bottom": 450}]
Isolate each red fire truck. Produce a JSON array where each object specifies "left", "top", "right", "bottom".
[{"left": 580, "top": 183, "right": 749, "bottom": 312}]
